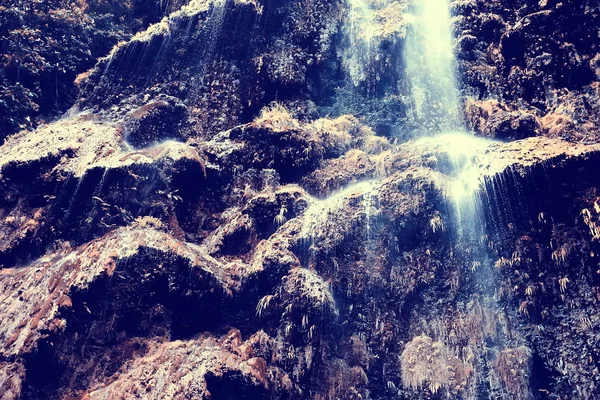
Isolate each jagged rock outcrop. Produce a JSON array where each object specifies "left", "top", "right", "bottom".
[
  {"left": 2, "top": 0, "right": 600, "bottom": 399},
  {"left": 85, "top": 331, "right": 293, "bottom": 399},
  {"left": 75, "top": 0, "right": 341, "bottom": 138},
  {"left": 0, "top": 0, "right": 188, "bottom": 143},
  {"left": 455, "top": 0, "right": 600, "bottom": 141},
  {"left": 2, "top": 99, "right": 600, "bottom": 399},
  {"left": 0, "top": 115, "right": 214, "bottom": 267}
]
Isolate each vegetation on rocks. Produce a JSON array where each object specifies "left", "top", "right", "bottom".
[{"left": 1, "top": 0, "right": 600, "bottom": 399}]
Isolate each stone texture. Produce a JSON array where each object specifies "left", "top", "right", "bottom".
[{"left": 1, "top": 0, "right": 600, "bottom": 399}]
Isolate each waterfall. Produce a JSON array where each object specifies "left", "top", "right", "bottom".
[
  {"left": 418, "top": 132, "right": 491, "bottom": 240},
  {"left": 404, "top": 0, "right": 462, "bottom": 133},
  {"left": 334, "top": 0, "right": 491, "bottom": 252},
  {"left": 402, "top": 4, "right": 508, "bottom": 395},
  {"left": 403, "top": 0, "right": 491, "bottom": 243}
]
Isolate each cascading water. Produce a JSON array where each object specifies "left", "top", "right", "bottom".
[
  {"left": 300, "top": 180, "right": 381, "bottom": 253},
  {"left": 320, "top": 0, "right": 492, "bottom": 269},
  {"left": 403, "top": 0, "right": 462, "bottom": 133},
  {"left": 415, "top": 133, "right": 490, "bottom": 238},
  {"left": 402, "top": 0, "right": 489, "bottom": 238},
  {"left": 404, "top": 2, "right": 519, "bottom": 395}
]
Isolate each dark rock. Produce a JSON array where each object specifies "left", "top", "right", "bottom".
[
  {"left": 123, "top": 95, "right": 190, "bottom": 148},
  {"left": 465, "top": 98, "right": 541, "bottom": 140},
  {"left": 204, "top": 109, "right": 377, "bottom": 183},
  {"left": 2, "top": 0, "right": 600, "bottom": 399},
  {"left": 75, "top": 0, "right": 341, "bottom": 138},
  {"left": 0, "top": 0, "right": 180, "bottom": 143},
  {"left": 454, "top": 0, "right": 600, "bottom": 142}
]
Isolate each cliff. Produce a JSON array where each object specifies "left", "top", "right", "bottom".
[{"left": 1, "top": 0, "right": 600, "bottom": 399}]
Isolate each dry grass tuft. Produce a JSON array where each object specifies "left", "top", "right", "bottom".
[
  {"left": 539, "top": 113, "right": 575, "bottom": 138},
  {"left": 400, "top": 335, "right": 472, "bottom": 395},
  {"left": 253, "top": 102, "right": 300, "bottom": 132}
]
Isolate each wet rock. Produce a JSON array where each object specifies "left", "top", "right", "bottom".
[
  {"left": 490, "top": 347, "right": 533, "bottom": 399},
  {"left": 455, "top": 34, "right": 479, "bottom": 61},
  {"left": 2, "top": 0, "right": 600, "bottom": 399},
  {"left": 539, "top": 113, "right": 576, "bottom": 139},
  {"left": 242, "top": 185, "right": 310, "bottom": 237},
  {"left": 0, "top": 362, "right": 24, "bottom": 400},
  {"left": 0, "top": 224, "right": 229, "bottom": 353},
  {"left": 205, "top": 107, "right": 375, "bottom": 183},
  {"left": 400, "top": 335, "right": 472, "bottom": 397},
  {"left": 281, "top": 267, "right": 336, "bottom": 318},
  {"left": 302, "top": 149, "right": 378, "bottom": 197},
  {"left": 123, "top": 96, "right": 190, "bottom": 148},
  {"left": 0, "top": 0, "right": 177, "bottom": 142},
  {"left": 244, "top": 230, "right": 301, "bottom": 288},
  {"left": 0, "top": 115, "right": 213, "bottom": 266},
  {"left": 454, "top": 0, "right": 600, "bottom": 142},
  {"left": 77, "top": 0, "right": 341, "bottom": 137},
  {"left": 2, "top": 121, "right": 600, "bottom": 399},
  {"left": 199, "top": 206, "right": 283, "bottom": 258}
]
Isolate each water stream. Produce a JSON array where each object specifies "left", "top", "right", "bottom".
[
  {"left": 403, "top": 2, "right": 508, "bottom": 395},
  {"left": 311, "top": 5, "right": 505, "bottom": 392},
  {"left": 404, "top": 0, "right": 462, "bottom": 133},
  {"left": 402, "top": 0, "right": 493, "bottom": 249},
  {"left": 313, "top": 0, "right": 493, "bottom": 259},
  {"left": 340, "top": 0, "right": 383, "bottom": 86}
]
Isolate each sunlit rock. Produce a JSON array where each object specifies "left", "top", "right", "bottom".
[{"left": 85, "top": 330, "right": 294, "bottom": 399}]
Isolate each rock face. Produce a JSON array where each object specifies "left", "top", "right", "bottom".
[
  {"left": 455, "top": 0, "right": 600, "bottom": 141},
  {"left": 1, "top": 0, "right": 600, "bottom": 400},
  {"left": 0, "top": 0, "right": 185, "bottom": 143}
]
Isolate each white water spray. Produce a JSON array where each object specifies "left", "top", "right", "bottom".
[
  {"left": 404, "top": 0, "right": 462, "bottom": 133},
  {"left": 416, "top": 132, "right": 492, "bottom": 240},
  {"left": 402, "top": 0, "right": 493, "bottom": 238}
]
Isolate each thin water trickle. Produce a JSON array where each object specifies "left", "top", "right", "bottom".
[
  {"left": 300, "top": 180, "right": 380, "bottom": 243},
  {"left": 341, "top": 0, "right": 380, "bottom": 86}
]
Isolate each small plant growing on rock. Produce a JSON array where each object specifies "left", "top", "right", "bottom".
[
  {"left": 518, "top": 301, "right": 530, "bottom": 317},
  {"left": 551, "top": 245, "right": 570, "bottom": 264},
  {"left": 582, "top": 207, "right": 600, "bottom": 241},
  {"left": 308, "top": 325, "right": 315, "bottom": 340},
  {"left": 558, "top": 277, "right": 569, "bottom": 293},
  {"left": 284, "top": 323, "right": 293, "bottom": 336},
  {"left": 256, "top": 294, "right": 274, "bottom": 317},
  {"left": 429, "top": 213, "right": 445, "bottom": 233},
  {"left": 158, "top": 189, "right": 183, "bottom": 202},
  {"left": 254, "top": 102, "right": 299, "bottom": 132},
  {"left": 494, "top": 256, "right": 513, "bottom": 269},
  {"left": 525, "top": 285, "right": 534, "bottom": 297}
]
